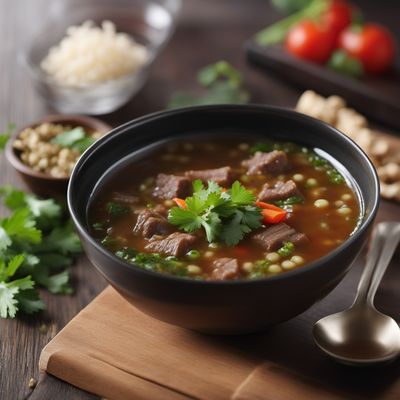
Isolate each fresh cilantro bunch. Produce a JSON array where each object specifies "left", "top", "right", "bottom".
[
  {"left": 168, "top": 180, "right": 262, "bottom": 246},
  {"left": 0, "top": 186, "right": 82, "bottom": 318},
  {"left": 168, "top": 61, "right": 250, "bottom": 108}
]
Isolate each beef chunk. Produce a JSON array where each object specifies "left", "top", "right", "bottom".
[
  {"left": 145, "top": 232, "right": 197, "bottom": 257},
  {"left": 242, "top": 151, "right": 288, "bottom": 175},
  {"left": 152, "top": 174, "right": 191, "bottom": 200},
  {"left": 185, "top": 166, "right": 234, "bottom": 186},
  {"left": 211, "top": 258, "right": 239, "bottom": 280},
  {"left": 258, "top": 180, "right": 302, "bottom": 202},
  {"left": 251, "top": 223, "right": 308, "bottom": 251},
  {"left": 133, "top": 208, "right": 170, "bottom": 238}
]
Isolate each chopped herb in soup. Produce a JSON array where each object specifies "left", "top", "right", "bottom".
[{"left": 88, "top": 138, "right": 360, "bottom": 281}]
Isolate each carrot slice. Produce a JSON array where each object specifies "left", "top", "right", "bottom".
[
  {"left": 261, "top": 208, "right": 287, "bottom": 224},
  {"left": 173, "top": 198, "right": 187, "bottom": 209},
  {"left": 256, "top": 201, "right": 284, "bottom": 212}
]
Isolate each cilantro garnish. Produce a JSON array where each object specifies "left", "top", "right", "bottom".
[
  {"left": 274, "top": 196, "right": 304, "bottom": 207},
  {"left": 0, "top": 186, "right": 82, "bottom": 318},
  {"left": 106, "top": 202, "right": 129, "bottom": 216},
  {"left": 168, "top": 180, "right": 262, "bottom": 246},
  {"left": 51, "top": 126, "right": 95, "bottom": 153},
  {"left": 277, "top": 242, "right": 295, "bottom": 257}
]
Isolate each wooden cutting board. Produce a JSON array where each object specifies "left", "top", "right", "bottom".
[{"left": 39, "top": 250, "right": 400, "bottom": 400}]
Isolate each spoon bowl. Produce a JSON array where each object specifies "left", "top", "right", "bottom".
[
  {"left": 314, "top": 307, "right": 400, "bottom": 365},
  {"left": 313, "top": 222, "right": 400, "bottom": 366}
]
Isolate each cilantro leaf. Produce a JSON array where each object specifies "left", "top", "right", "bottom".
[
  {"left": 0, "top": 186, "right": 83, "bottom": 318},
  {"left": 1, "top": 209, "right": 41, "bottom": 244},
  {"left": 5, "top": 254, "right": 25, "bottom": 278},
  {"left": 71, "top": 136, "right": 95, "bottom": 152},
  {"left": 35, "top": 222, "right": 81, "bottom": 255},
  {"left": 106, "top": 202, "right": 129, "bottom": 216},
  {"left": 230, "top": 181, "right": 255, "bottom": 205},
  {"left": 0, "top": 282, "right": 20, "bottom": 318},
  {"left": 168, "top": 207, "right": 203, "bottom": 232},
  {"left": 26, "top": 196, "right": 62, "bottom": 221},
  {"left": 33, "top": 265, "right": 72, "bottom": 294},
  {"left": 16, "top": 289, "right": 45, "bottom": 314},
  {"left": 0, "top": 255, "right": 36, "bottom": 318},
  {"left": 201, "top": 211, "right": 221, "bottom": 243},
  {"left": 168, "top": 180, "right": 262, "bottom": 246},
  {"left": 0, "top": 185, "right": 26, "bottom": 209},
  {"left": 51, "top": 127, "right": 86, "bottom": 147},
  {"left": 50, "top": 126, "right": 96, "bottom": 153},
  {"left": 0, "top": 186, "right": 62, "bottom": 231},
  {"left": 0, "top": 227, "right": 11, "bottom": 251}
]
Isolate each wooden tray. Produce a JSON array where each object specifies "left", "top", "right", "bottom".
[
  {"left": 39, "top": 249, "right": 400, "bottom": 400},
  {"left": 245, "top": 42, "right": 400, "bottom": 131}
]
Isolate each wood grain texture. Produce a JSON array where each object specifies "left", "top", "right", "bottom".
[{"left": 0, "top": 0, "right": 399, "bottom": 399}]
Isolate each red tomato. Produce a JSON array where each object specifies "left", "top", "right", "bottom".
[
  {"left": 339, "top": 24, "right": 396, "bottom": 74},
  {"left": 285, "top": 20, "right": 336, "bottom": 63},
  {"left": 322, "top": 0, "right": 352, "bottom": 36}
]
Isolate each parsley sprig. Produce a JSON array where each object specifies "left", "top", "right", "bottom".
[
  {"left": 168, "top": 180, "right": 262, "bottom": 246},
  {"left": 0, "top": 186, "right": 82, "bottom": 318}
]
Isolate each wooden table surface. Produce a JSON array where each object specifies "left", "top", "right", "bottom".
[{"left": 1, "top": 1, "right": 399, "bottom": 399}]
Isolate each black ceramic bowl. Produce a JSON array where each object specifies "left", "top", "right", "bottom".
[{"left": 68, "top": 105, "right": 379, "bottom": 334}]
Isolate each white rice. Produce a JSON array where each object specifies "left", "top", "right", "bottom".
[{"left": 41, "top": 20, "right": 148, "bottom": 87}]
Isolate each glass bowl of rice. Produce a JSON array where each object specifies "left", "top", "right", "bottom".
[{"left": 24, "top": 0, "right": 181, "bottom": 115}]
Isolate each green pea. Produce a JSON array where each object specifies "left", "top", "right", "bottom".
[{"left": 187, "top": 250, "right": 200, "bottom": 259}]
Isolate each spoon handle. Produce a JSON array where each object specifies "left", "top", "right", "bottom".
[{"left": 353, "top": 222, "right": 400, "bottom": 308}]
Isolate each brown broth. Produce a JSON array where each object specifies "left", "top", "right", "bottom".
[{"left": 88, "top": 137, "right": 361, "bottom": 280}]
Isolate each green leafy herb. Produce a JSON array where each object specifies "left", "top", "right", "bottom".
[
  {"left": 248, "top": 259, "right": 271, "bottom": 279},
  {"left": 326, "top": 168, "right": 345, "bottom": 185},
  {"left": 256, "top": 0, "right": 329, "bottom": 45},
  {"left": 327, "top": 50, "right": 363, "bottom": 79},
  {"left": 106, "top": 202, "right": 129, "bottom": 216},
  {"left": 0, "top": 186, "right": 82, "bottom": 318},
  {"left": 274, "top": 196, "right": 304, "bottom": 207},
  {"left": 306, "top": 152, "right": 345, "bottom": 185},
  {"left": 132, "top": 252, "right": 188, "bottom": 277},
  {"left": 249, "top": 141, "right": 298, "bottom": 154},
  {"left": 271, "top": 0, "right": 313, "bottom": 14},
  {"left": 168, "top": 61, "right": 250, "bottom": 108},
  {"left": 277, "top": 242, "right": 295, "bottom": 257},
  {"left": 249, "top": 142, "right": 274, "bottom": 154},
  {"left": 168, "top": 180, "right": 262, "bottom": 246},
  {"left": 115, "top": 247, "right": 138, "bottom": 261},
  {"left": 51, "top": 126, "right": 95, "bottom": 153},
  {"left": 0, "top": 123, "right": 15, "bottom": 151}
]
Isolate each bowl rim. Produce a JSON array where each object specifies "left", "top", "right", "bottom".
[
  {"left": 68, "top": 104, "right": 380, "bottom": 286},
  {"left": 5, "top": 114, "right": 112, "bottom": 182}
]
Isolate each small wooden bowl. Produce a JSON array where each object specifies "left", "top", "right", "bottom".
[{"left": 5, "top": 114, "right": 112, "bottom": 198}]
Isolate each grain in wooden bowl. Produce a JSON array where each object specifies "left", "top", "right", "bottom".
[{"left": 5, "top": 114, "right": 112, "bottom": 198}]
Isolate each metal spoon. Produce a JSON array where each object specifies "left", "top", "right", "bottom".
[{"left": 313, "top": 222, "right": 400, "bottom": 366}]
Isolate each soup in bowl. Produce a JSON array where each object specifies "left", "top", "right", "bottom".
[{"left": 68, "top": 105, "right": 379, "bottom": 334}]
